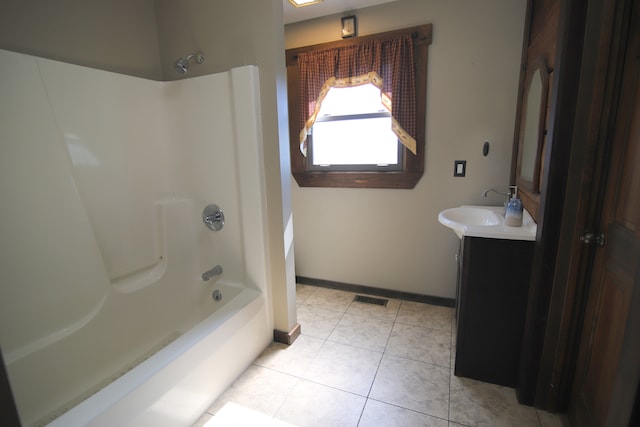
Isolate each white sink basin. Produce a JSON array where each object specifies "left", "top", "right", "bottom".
[
  {"left": 438, "top": 205, "right": 537, "bottom": 241},
  {"left": 439, "top": 207, "right": 501, "bottom": 227}
]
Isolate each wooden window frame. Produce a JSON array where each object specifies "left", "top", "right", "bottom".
[{"left": 286, "top": 24, "right": 432, "bottom": 189}]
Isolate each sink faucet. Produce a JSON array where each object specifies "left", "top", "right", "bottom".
[{"left": 482, "top": 188, "right": 512, "bottom": 216}]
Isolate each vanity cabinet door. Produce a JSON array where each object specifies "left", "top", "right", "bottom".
[{"left": 454, "top": 237, "right": 534, "bottom": 387}]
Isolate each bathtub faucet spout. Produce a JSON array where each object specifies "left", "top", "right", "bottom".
[{"left": 202, "top": 265, "right": 223, "bottom": 281}]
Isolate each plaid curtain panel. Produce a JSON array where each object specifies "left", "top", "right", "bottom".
[{"left": 297, "top": 34, "right": 417, "bottom": 155}]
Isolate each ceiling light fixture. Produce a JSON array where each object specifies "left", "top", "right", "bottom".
[{"left": 287, "top": 0, "right": 323, "bottom": 8}]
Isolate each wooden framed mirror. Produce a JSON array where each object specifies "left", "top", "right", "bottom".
[{"left": 516, "top": 56, "right": 549, "bottom": 194}]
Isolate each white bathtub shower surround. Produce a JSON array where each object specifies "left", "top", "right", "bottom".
[{"left": 0, "top": 49, "right": 272, "bottom": 427}]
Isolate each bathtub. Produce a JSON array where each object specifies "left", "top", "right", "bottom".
[
  {"left": 0, "top": 50, "right": 273, "bottom": 426},
  {"left": 46, "top": 280, "right": 269, "bottom": 427}
]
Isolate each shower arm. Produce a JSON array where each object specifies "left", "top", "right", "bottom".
[
  {"left": 174, "top": 52, "right": 205, "bottom": 74},
  {"left": 183, "top": 53, "right": 205, "bottom": 64}
]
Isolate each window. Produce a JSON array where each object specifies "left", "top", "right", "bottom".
[
  {"left": 309, "top": 84, "right": 401, "bottom": 171},
  {"left": 286, "top": 24, "right": 432, "bottom": 189}
]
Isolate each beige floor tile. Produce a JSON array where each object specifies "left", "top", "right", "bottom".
[
  {"left": 275, "top": 379, "right": 366, "bottom": 427},
  {"left": 359, "top": 399, "right": 449, "bottom": 427},
  {"left": 537, "top": 409, "right": 568, "bottom": 427},
  {"left": 386, "top": 322, "right": 451, "bottom": 368},
  {"left": 207, "top": 365, "right": 299, "bottom": 417},
  {"left": 193, "top": 289, "right": 569, "bottom": 427},
  {"left": 253, "top": 335, "right": 323, "bottom": 377},
  {"left": 370, "top": 354, "right": 450, "bottom": 419},
  {"left": 302, "top": 287, "right": 356, "bottom": 312},
  {"left": 396, "top": 301, "right": 454, "bottom": 331},
  {"left": 192, "top": 412, "right": 213, "bottom": 427},
  {"left": 296, "top": 283, "right": 315, "bottom": 305},
  {"left": 345, "top": 296, "right": 401, "bottom": 321},
  {"left": 205, "top": 402, "right": 296, "bottom": 427},
  {"left": 449, "top": 374, "right": 539, "bottom": 427},
  {"left": 328, "top": 313, "right": 393, "bottom": 352},
  {"left": 451, "top": 319, "right": 457, "bottom": 368},
  {"left": 302, "top": 340, "right": 382, "bottom": 396},
  {"left": 297, "top": 304, "right": 344, "bottom": 339}
]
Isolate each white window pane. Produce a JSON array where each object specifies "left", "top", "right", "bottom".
[
  {"left": 312, "top": 117, "right": 398, "bottom": 165},
  {"left": 311, "top": 84, "right": 399, "bottom": 167},
  {"left": 319, "top": 84, "right": 386, "bottom": 116}
]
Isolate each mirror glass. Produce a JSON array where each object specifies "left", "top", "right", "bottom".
[
  {"left": 516, "top": 57, "right": 548, "bottom": 193},
  {"left": 520, "top": 68, "right": 542, "bottom": 182}
]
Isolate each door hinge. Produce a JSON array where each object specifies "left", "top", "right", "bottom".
[{"left": 580, "top": 232, "right": 606, "bottom": 248}]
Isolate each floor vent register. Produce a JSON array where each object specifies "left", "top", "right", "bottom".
[{"left": 353, "top": 295, "right": 389, "bottom": 307}]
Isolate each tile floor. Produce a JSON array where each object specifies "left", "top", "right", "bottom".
[{"left": 193, "top": 284, "right": 567, "bottom": 427}]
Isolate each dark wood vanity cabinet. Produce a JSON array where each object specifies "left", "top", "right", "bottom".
[{"left": 455, "top": 236, "right": 534, "bottom": 387}]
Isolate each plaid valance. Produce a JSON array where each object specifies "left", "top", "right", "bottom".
[{"left": 297, "top": 34, "right": 417, "bottom": 155}]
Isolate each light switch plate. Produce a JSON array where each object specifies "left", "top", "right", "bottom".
[{"left": 454, "top": 160, "right": 466, "bottom": 177}]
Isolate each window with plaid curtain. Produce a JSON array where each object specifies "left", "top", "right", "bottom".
[{"left": 296, "top": 34, "right": 417, "bottom": 156}]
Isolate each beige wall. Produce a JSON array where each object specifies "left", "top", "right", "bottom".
[
  {"left": 286, "top": 0, "right": 527, "bottom": 299},
  {"left": 0, "top": 0, "right": 162, "bottom": 80}
]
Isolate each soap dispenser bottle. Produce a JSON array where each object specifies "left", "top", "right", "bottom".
[{"left": 505, "top": 185, "right": 523, "bottom": 227}]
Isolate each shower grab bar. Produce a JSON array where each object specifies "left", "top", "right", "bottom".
[{"left": 202, "top": 265, "right": 223, "bottom": 281}]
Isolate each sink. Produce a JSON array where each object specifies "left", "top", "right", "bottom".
[
  {"left": 438, "top": 205, "right": 537, "bottom": 241},
  {"left": 439, "top": 207, "right": 500, "bottom": 227}
]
